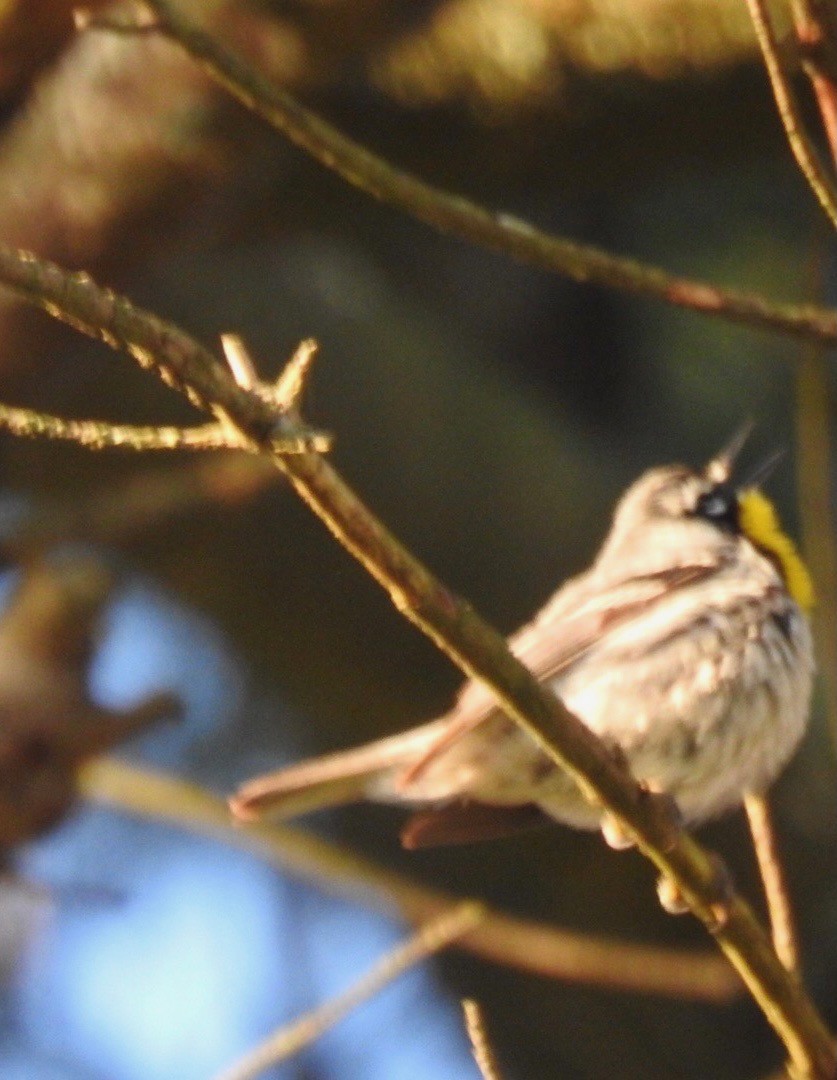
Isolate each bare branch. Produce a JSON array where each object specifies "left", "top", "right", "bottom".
[
  {"left": 0, "top": 403, "right": 238, "bottom": 452},
  {"left": 73, "top": 6, "right": 161, "bottom": 35},
  {"left": 273, "top": 338, "right": 319, "bottom": 412},
  {"left": 463, "top": 1000, "right": 505, "bottom": 1080},
  {"left": 745, "top": 794, "right": 800, "bottom": 974},
  {"left": 213, "top": 901, "right": 483, "bottom": 1080},
  {"left": 745, "top": 0, "right": 837, "bottom": 227},
  {"left": 0, "top": 401, "right": 331, "bottom": 454},
  {"left": 221, "top": 332, "right": 261, "bottom": 392},
  {"left": 79, "top": 758, "right": 741, "bottom": 1002},
  {"left": 89, "top": 0, "right": 837, "bottom": 347},
  {"left": 791, "top": 0, "right": 837, "bottom": 164},
  {"left": 221, "top": 334, "right": 318, "bottom": 413},
  {"left": 0, "top": 247, "right": 330, "bottom": 454}
]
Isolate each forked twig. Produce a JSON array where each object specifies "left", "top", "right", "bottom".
[
  {"left": 212, "top": 901, "right": 484, "bottom": 1080},
  {"left": 745, "top": 794, "right": 800, "bottom": 975}
]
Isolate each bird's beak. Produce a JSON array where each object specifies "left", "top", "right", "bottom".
[{"left": 705, "top": 420, "right": 755, "bottom": 483}]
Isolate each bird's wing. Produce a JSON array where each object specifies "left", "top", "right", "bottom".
[
  {"left": 508, "top": 562, "right": 715, "bottom": 683},
  {"left": 397, "top": 562, "right": 717, "bottom": 792}
]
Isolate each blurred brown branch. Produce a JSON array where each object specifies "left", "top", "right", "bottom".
[
  {"left": 463, "top": 999, "right": 505, "bottom": 1080},
  {"left": 80, "top": 757, "right": 740, "bottom": 1002},
  {"left": 795, "top": 335, "right": 837, "bottom": 752},
  {"left": 0, "top": 2, "right": 219, "bottom": 382},
  {"left": 82, "top": 0, "right": 837, "bottom": 347},
  {"left": 0, "top": 0, "right": 312, "bottom": 383},
  {"left": 213, "top": 900, "right": 484, "bottom": 1080},
  {"left": 0, "top": 402, "right": 264, "bottom": 452}
]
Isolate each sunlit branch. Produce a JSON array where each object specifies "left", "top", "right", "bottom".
[
  {"left": 744, "top": 794, "right": 800, "bottom": 974},
  {"left": 795, "top": 332, "right": 837, "bottom": 753},
  {"left": 790, "top": 0, "right": 837, "bottom": 165},
  {"left": 83, "top": 0, "right": 837, "bottom": 346},
  {"left": 0, "top": 403, "right": 239, "bottom": 452},
  {"left": 463, "top": 1000, "right": 505, "bottom": 1080},
  {"left": 745, "top": 0, "right": 837, "bottom": 227}
]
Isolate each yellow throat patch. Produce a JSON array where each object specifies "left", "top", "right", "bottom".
[{"left": 738, "top": 489, "right": 815, "bottom": 611}]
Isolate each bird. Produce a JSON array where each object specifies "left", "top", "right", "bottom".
[{"left": 230, "top": 432, "right": 815, "bottom": 849}]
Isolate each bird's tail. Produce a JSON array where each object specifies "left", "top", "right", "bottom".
[{"left": 229, "top": 718, "right": 449, "bottom": 822}]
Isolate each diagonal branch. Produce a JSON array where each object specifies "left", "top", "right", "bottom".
[
  {"left": 745, "top": 0, "right": 837, "bottom": 227},
  {"left": 212, "top": 901, "right": 484, "bottom": 1080},
  {"left": 0, "top": 244, "right": 833, "bottom": 1077},
  {"left": 790, "top": 0, "right": 837, "bottom": 165},
  {"left": 0, "top": 246, "right": 327, "bottom": 454},
  {"left": 463, "top": 1000, "right": 505, "bottom": 1080},
  {"left": 83, "top": 0, "right": 837, "bottom": 347}
]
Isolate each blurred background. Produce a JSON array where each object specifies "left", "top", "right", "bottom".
[{"left": 0, "top": 0, "right": 834, "bottom": 1076}]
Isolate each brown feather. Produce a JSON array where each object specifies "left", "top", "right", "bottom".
[{"left": 400, "top": 801, "right": 552, "bottom": 849}]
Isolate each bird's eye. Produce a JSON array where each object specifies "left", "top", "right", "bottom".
[{"left": 694, "top": 485, "right": 739, "bottom": 530}]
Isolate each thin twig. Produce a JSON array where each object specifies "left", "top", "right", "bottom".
[
  {"left": 73, "top": 6, "right": 160, "bottom": 34},
  {"left": 79, "top": 758, "right": 740, "bottom": 1001},
  {"left": 212, "top": 901, "right": 484, "bottom": 1080},
  {"left": 0, "top": 401, "right": 331, "bottom": 454},
  {"left": 0, "top": 403, "right": 238, "bottom": 452},
  {"left": 0, "top": 248, "right": 332, "bottom": 456},
  {"left": 463, "top": 1000, "right": 504, "bottom": 1080},
  {"left": 744, "top": 794, "right": 800, "bottom": 975},
  {"left": 790, "top": 0, "right": 837, "bottom": 165},
  {"left": 1, "top": 248, "right": 833, "bottom": 1077},
  {"left": 745, "top": 0, "right": 837, "bottom": 227},
  {"left": 79, "top": 0, "right": 837, "bottom": 346}
]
